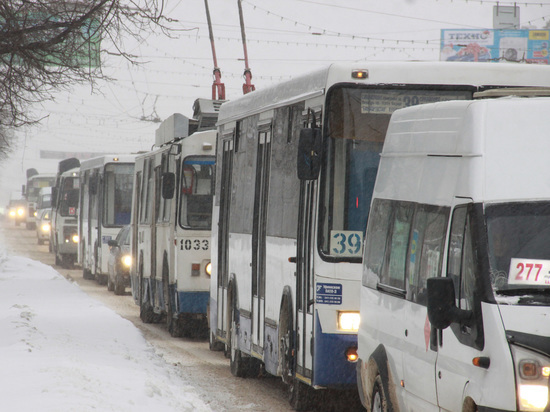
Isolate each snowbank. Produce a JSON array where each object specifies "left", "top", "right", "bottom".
[{"left": 0, "top": 252, "right": 212, "bottom": 412}]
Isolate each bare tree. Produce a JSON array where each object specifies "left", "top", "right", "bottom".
[{"left": 0, "top": 0, "right": 176, "bottom": 150}]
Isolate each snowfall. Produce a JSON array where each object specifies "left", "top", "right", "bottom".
[{"left": 0, "top": 248, "right": 212, "bottom": 411}]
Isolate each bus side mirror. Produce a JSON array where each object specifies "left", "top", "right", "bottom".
[
  {"left": 427, "top": 277, "right": 455, "bottom": 329},
  {"left": 297, "top": 128, "right": 322, "bottom": 180},
  {"left": 162, "top": 172, "right": 175, "bottom": 199},
  {"left": 427, "top": 277, "right": 473, "bottom": 329}
]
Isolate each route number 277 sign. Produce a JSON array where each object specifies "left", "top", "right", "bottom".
[{"left": 509, "top": 258, "right": 550, "bottom": 285}]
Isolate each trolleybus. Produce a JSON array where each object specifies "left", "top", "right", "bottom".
[
  {"left": 131, "top": 113, "right": 216, "bottom": 337},
  {"left": 51, "top": 163, "right": 80, "bottom": 268},
  {"left": 23, "top": 171, "right": 56, "bottom": 230},
  {"left": 79, "top": 154, "right": 136, "bottom": 283},
  {"left": 209, "top": 61, "right": 550, "bottom": 410}
]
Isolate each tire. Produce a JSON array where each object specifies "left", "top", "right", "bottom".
[
  {"left": 114, "top": 274, "right": 125, "bottom": 296},
  {"left": 163, "top": 260, "right": 184, "bottom": 337},
  {"left": 229, "top": 303, "right": 250, "bottom": 378},
  {"left": 289, "top": 377, "right": 313, "bottom": 411},
  {"left": 54, "top": 249, "right": 61, "bottom": 266},
  {"left": 371, "top": 375, "right": 388, "bottom": 412},
  {"left": 209, "top": 331, "right": 225, "bottom": 351},
  {"left": 61, "top": 254, "right": 74, "bottom": 269},
  {"left": 83, "top": 267, "right": 94, "bottom": 280},
  {"left": 107, "top": 274, "right": 114, "bottom": 292},
  {"left": 139, "top": 263, "right": 157, "bottom": 324}
]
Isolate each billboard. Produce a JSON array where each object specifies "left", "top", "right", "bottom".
[{"left": 440, "top": 29, "right": 549, "bottom": 64}]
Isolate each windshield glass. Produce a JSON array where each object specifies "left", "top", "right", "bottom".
[
  {"left": 59, "top": 177, "right": 80, "bottom": 217},
  {"left": 320, "top": 86, "right": 472, "bottom": 261},
  {"left": 179, "top": 156, "right": 215, "bottom": 230},
  {"left": 28, "top": 177, "right": 56, "bottom": 201},
  {"left": 486, "top": 202, "right": 550, "bottom": 304},
  {"left": 103, "top": 163, "right": 134, "bottom": 227}
]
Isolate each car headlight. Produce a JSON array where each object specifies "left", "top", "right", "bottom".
[
  {"left": 9, "top": 210, "right": 16, "bottom": 217},
  {"left": 511, "top": 344, "right": 550, "bottom": 411},
  {"left": 72, "top": 234, "right": 79, "bottom": 243},
  {"left": 338, "top": 311, "right": 360, "bottom": 332},
  {"left": 122, "top": 254, "right": 132, "bottom": 268},
  {"left": 205, "top": 261, "right": 212, "bottom": 276},
  {"left": 17, "top": 208, "right": 24, "bottom": 216},
  {"left": 41, "top": 223, "right": 50, "bottom": 233}
]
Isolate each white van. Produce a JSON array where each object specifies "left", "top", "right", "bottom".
[{"left": 357, "top": 96, "right": 550, "bottom": 412}]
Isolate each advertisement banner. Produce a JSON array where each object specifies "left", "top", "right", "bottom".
[{"left": 440, "top": 29, "right": 549, "bottom": 64}]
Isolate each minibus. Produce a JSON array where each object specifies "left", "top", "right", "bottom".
[{"left": 358, "top": 96, "right": 550, "bottom": 412}]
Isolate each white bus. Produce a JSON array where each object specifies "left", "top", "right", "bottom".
[
  {"left": 358, "top": 96, "right": 550, "bottom": 412},
  {"left": 79, "top": 155, "right": 136, "bottom": 283},
  {"left": 131, "top": 113, "right": 216, "bottom": 337},
  {"left": 23, "top": 171, "right": 56, "bottom": 230},
  {"left": 51, "top": 167, "right": 80, "bottom": 268},
  {"left": 209, "top": 61, "right": 550, "bottom": 410}
]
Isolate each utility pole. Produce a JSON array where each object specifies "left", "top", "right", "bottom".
[
  {"left": 238, "top": 0, "right": 255, "bottom": 94},
  {"left": 204, "top": 0, "right": 225, "bottom": 100}
]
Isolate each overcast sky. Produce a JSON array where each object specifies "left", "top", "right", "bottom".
[{"left": 1, "top": 0, "right": 549, "bottom": 206}]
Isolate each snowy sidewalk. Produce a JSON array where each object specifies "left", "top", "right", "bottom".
[{"left": 0, "top": 253, "right": 212, "bottom": 412}]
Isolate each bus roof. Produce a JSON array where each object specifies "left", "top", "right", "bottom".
[
  {"left": 79, "top": 154, "right": 138, "bottom": 171},
  {"left": 217, "top": 61, "right": 550, "bottom": 125}
]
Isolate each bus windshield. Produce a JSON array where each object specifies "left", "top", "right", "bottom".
[
  {"left": 59, "top": 177, "right": 79, "bottom": 217},
  {"left": 179, "top": 156, "right": 215, "bottom": 230},
  {"left": 320, "top": 85, "right": 472, "bottom": 261},
  {"left": 486, "top": 201, "right": 550, "bottom": 305},
  {"left": 28, "top": 177, "right": 56, "bottom": 202},
  {"left": 103, "top": 163, "right": 134, "bottom": 227}
]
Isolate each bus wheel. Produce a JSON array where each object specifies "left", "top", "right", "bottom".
[
  {"left": 114, "top": 275, "right": 125, "bottom": 296},
  {"left": 162, "top": 258, "right": 183, "bottom": 337},
  {"left": 229, "top": 303, "right": 249, "bottom": 378},
  {"left": 107, "top": 274, "right": 114, "bottom": 292},
  {"left": 83, "top": 268, "right": 93, "bottom": 280},
  {"left": 371, "top": 375, "right": 388, "bottom": 412},
  {"left": 289, "top": 376, "right": 313, "bottom": 411},
  {"left": 140, "top": 277, "right": 156, "bottom": 324},
  {"left": 61, "top": 254, "right": 74, "bottom": 269},
  {"left": 209, "top": 331, "right": 224, "bottom": 351}
]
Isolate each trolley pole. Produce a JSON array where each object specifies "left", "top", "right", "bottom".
[
  {"left": 238, "top": 0, "right": 255, "bottom": 94},
  {"left": 204, "top": 0, "right": 225, "bottom": 100}
]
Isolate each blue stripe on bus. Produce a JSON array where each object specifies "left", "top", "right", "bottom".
[
  {"left": 176, "top": 290, "right": 209, "bottom": 314},
  {"left": 313, "top": 315, "right": 357, "bottom": 387}
]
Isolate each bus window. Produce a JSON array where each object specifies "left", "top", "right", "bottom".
[
  {"left": 103, "top": 163, "right": 134, "bottom": 227},
  {"left": 179, "top": 156, "right": 215, "bottom": 230},
  {"left": 321, "top": 86, "right": 471, "bottom": 261}
]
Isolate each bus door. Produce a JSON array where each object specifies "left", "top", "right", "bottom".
[
  {"left": 151, "top": 165, "right": 161, "bottom": 311},
  {"left": 217, "top": 137, "right": 234, "bottom": 341},
  {"left": 296, "top": 179, "right": 315, "bottom": 381},
  {"left": 251, "top": 127, "right": 271, "bottom": 355}
]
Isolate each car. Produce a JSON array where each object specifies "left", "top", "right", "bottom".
[
  {"left": 36, "top": 208, "right": 51, "bottom": 245},
  {"left": 8, "top": 198, "right": 26, "bottom": 226},
  {"left": 107, "top": 225, "right": 131, "bottom": 295}
]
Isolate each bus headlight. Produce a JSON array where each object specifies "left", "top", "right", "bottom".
[
  {"left": 511, "top": 344, "right": 550, "bottom": 411},
  {"left": 338, "top": 311, "right": 360, "bottom": 332},
  {"left": 205, "top": 262, "right": 212, "bottom": 276},
  {"left": 122, "top": 254, "right": 132, "bottom": 268}
]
